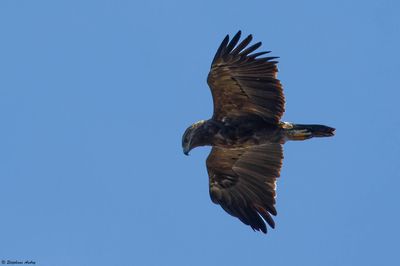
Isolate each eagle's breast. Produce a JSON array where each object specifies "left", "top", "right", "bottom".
[{"left": 208, "top": 116, "right": 283, "bottom": 148}]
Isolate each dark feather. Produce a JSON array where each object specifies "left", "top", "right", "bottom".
[
  {"left": 239, "top": 42, "right": 262, "bottom": 56},
  {"left": 211, "top": 34, "right": 229, "bottom": 66},
  {"left": 231, "top": 34, "right": 253, "bottom": 55},
  {"left": 206, "top": 143, "right": 283, "bottom": 233},
  {"left": 225, "top": 31, "right": 242, "bottom": 54},
  {"left": 207, "top": 32, "right": 285, "bottom": 124},
  {"left": 248, "top": 51, "right": 271, "bottom": 59}
]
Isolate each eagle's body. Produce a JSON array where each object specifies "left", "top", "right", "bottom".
[
  {"left": 185, "top": 116, "right": 283, "bottom": 149},
  {"left": 182, "top": 31, "right": 334, "bottom": 234}
]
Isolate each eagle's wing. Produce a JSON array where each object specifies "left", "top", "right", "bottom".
[
  {"left": 206, "top": 143, "right": 283, "bottom": 233},
  {"left": 207, "top": 31, "right": 285, "bottom": 124}
]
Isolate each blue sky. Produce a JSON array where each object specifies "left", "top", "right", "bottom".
[{"left": 0, "top": 0, "right": 399, "bottom": 265}]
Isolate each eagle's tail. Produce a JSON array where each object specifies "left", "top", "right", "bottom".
[{"left": 282, "top": 122, "right": 335, "bottom": 141}]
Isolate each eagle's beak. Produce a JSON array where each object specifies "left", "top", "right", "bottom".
[
  {"left": 183, "top": 148, "right": 190, "bottom": 156},
  {"left": 183, "top": 144, "right": 190, "bottom": 156}
]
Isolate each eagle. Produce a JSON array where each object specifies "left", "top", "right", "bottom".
[{"left": 182, "top": 31, "right": 335, "bottom": 233}]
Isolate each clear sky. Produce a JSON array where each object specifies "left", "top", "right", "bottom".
[{"left": 1, "top": 0, "right": 399, "bottom": 265}]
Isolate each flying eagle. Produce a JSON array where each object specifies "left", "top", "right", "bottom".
[{"left": 182, "top": 31, "right": 335, "bottom": 233}]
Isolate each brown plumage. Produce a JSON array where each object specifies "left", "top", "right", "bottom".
[
  {"left": 182, "top": 31, "right": 335, "bottom": 233},
  {"left": 208, "top": 32, "right": 284, "bottom": 124}
]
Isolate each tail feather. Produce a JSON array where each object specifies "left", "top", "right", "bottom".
[
  {"left": 294, "top": 124, "right": 335, "bottom": 137},
  {"left": 284, "top": 123, "right": 335, "bottom": 141}
]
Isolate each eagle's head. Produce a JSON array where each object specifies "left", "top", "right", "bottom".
[{"left": 182, "top": 120, "right": 207, "bottom": 155}]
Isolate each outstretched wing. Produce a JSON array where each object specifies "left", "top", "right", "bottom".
[
  {"left": 206, "top": 143, "right": 283, "bottom": 233},
  {"left": 207, "top": 31, "right": 285, "bottom": 124}
]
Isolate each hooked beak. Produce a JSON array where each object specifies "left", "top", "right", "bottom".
[
  {"left": 183, "top": 143, "right": 191, "bottom": 156},
  {"left": 183, "top": 147, "right": 190, "bottom": 156}
]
